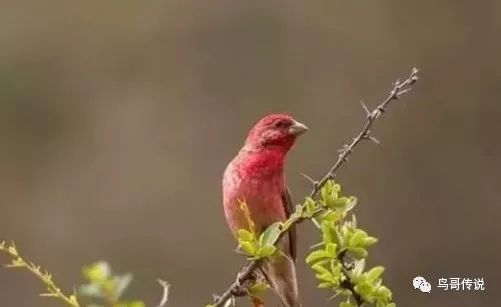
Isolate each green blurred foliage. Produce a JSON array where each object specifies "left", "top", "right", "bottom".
[{"left": 78, "top": 261, "right": 145, "bottom": 307}]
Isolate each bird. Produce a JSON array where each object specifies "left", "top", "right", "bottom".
[{"left": 223, "top": 114, "right": 308, "bottom": 307}]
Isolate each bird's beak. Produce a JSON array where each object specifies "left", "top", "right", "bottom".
[{"left": 289, "top": 120, "right": 308, "bottom": 136}]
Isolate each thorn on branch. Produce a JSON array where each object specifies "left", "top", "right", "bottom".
[
  {"left": 211, "top": 67, "right": 419, "bottom": 307},
  {"left": 338, "top": 144, "right": 352, "bottom": 155},
  {"left": 396, "top": 87, "right": 412, "bottom": 97},
  {"left": 362, "top": 131, "right": 381, "bottom": 145},
  {"left": 301, "top": 173, "right": 319, "bottom": 187},
  {"left": 410, "top": 67, "right": 419, "bottom": 82},
  {"left": 360, "top": 101, "right": 371, "bottom": 117},
  {"left": 368, "top": 135, "right": 381, "bottom": 145}
]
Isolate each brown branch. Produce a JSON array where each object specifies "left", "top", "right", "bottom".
[
  {"left": 338, "top": 249, "right": 363, "bottom": 306},
  {"left": 212, "top": 68, "right": 419, "bottom": 307},
  {"left": 308, "top": 67, "right": 419, "bottom": 198}
]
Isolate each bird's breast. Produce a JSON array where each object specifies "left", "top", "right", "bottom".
[{"left": 223, "top": 153, "right": 287, "bottom": 234}]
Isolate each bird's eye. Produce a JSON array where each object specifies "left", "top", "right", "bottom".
[{"left": 274, "top": 119, "right": 290, "bottom": 128}]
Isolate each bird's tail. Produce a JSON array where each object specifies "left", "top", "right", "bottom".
[{"left": 262, "top": 255, "right": 301, "bottom": 307}]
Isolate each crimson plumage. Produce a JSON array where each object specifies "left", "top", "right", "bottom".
[{"left": 223, "top": 114, "right": 308, "bottom": 307}]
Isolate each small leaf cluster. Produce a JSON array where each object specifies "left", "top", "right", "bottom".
[
  {"left": 236, "top": 201, "right": 282, "bottom": 260},
  {"left": 236, "top": 222, "right": 282, "bottom": 259},
  {"left": 305, "top": 180, "right": 395, "bottom": 307},
  {"left": 346, "top": 260, "right": 394, "bottom": 307},
  {"left": 78, "top": 261, "right": 144, "bottom": 307},
  {"left": 232, "top": 202, "right": 281, "bottom": 306}
]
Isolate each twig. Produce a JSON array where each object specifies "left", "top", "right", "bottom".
[
  {"left": 337, "top": 249, "right": 363, "bottom": 306},
  {"left": 308, "top": 67, "right": 419, "bottom": 198},
  {"left": 156, "top": 279, "right": 170, "bottom": 307},
  {"left": 212, "top": 261, "right": 262, "bottom": 306},
  {"left": 0, "top": 241, "right": 80, "bottom": 307},
  {"left": 212, "top": 68, "right": 419, "bottom": 307}
]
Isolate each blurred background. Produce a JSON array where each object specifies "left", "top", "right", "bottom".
[{"left": 1, "top": 0, "right": 500, "bottom": 306}]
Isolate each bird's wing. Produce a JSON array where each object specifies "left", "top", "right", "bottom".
[{"left": 282, "top": 187, "right": 297, "bottom": 261}]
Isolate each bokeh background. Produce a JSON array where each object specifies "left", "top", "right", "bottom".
[{"left": 1, "top": 1, "right": 500, "bottom": 306}]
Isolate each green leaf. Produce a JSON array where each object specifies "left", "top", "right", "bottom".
[
  {"left": 239, "top": 241, "right": 256, "bottom": 256},
  {"left": 259, "top": 222, "right": 282, "bottom": 247},
  {"left": 321, "top": 221, "right": 335, "bottom": 244},
  {"left": 349, "top": 230, "right": 368, "bottom": 248},
  {"left": 366, "top": 266, "right": 385, "bottom": 282},
  {"left": 248, "top": 281, "right": 269, "bottom": 295},
  {"left": 258, "top": 245, "right": 277, "bottom": 258},
  {"left": 364, "top": 236, "right": 378, "bottom": 246},
  {"left": 374, "top": 285, "right": 392, "bottom": 301},
  {"left": 330, "top": 260, "right": 341, "bottom": 277},
  {"left": 102, "top": 279, "right": 117, "bottom": 297},
  {"left": 114, "top": 273, "right": 133, "bottom": 299},
  {"left": 128, "top": 302, "right": 146, "bottom": 307},
  {"left": 82, "top": 261, "right": 111, "bottom": 283},
  {"left": 355, "top": 283, "right": 375, "bottom": 302},
  {"left": 341, "top": 224, "right": 353, "bottom": 243},
  {"left": 319, "top": 210, "right": 341, "bottom": 222},
  {"left": 348, "top": 247, "right": 368, "bottom": 259},
  {"left": 321, "top": 180, "right": 339, "bottom": 207},
  {"left": 305, "top": 250, "right": 330, "bottom": 265},
  {"left": 318, "top": 282, "right": 334, "bottom": 289},
  {"left": 237, "top": 229, "right": 255, "bottom": 242},
  {"left": 311, "top": 263, "right": 330, "bottom": 275},
  {"left": 346, "top": 196, "right": 357, "bottom": 211},
  {"left": 334, "top": 227, "right": 344, "bottom": 246},
  {"left": 304, "top": 197, "right": 317, "bottom": 216},
  {"left": 321, "top": 180, "right": 332, "bottom": 202},
  {"left": 351, "top": 259, "right": 366, "bottom": 280},
  {"left": 351, "top": 214, "right": 357, "bottom": 228},
  {"left": 316, "top": 272, "right": 334, "bottom": 283},
  {"left": 325, "top": 243, "right": 337, "bottom": 257},
  {"left": 78, "top": 284, "right": 103, "bottom": 298},
  {"left": 332, "top": 197, "right": 350, "bottom": 209},
  {"left": 340, "top": 301, "right": 356, "bottom": 307}
]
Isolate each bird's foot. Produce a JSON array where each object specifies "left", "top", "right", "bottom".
[{"left": 230, "top": 284, "right": 248, "bottom": 297}]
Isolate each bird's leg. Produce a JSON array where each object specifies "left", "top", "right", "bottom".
[
  {"left": 230, "top": 284, "right": 247, "bottom": 297},
  {"left": 231, "top": 269, "right": 252, "bottom": 297}
]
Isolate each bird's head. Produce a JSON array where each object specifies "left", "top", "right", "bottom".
[{"left": 244, "top": 114, "right": 308, "bottom": 152}]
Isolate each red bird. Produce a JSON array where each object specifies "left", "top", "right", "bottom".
[{"left": 223, "top": 114, "right": 308, "bottom": 307}]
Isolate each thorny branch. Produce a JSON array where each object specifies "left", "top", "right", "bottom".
[
  {"left": 1, "top": 240, "right": 170, "bottom": 307},
  {"left": 212, "top": 68, "right": 419, "bottom": 307},
  {"left": 0, "top": 241, "right": 80, "bottom": 307},
  {"left": 337, "top": 249, "right": 363, "bottom": 306},
  {"left": 308, "top": 67, "right": 419, "bottom": 199}
]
